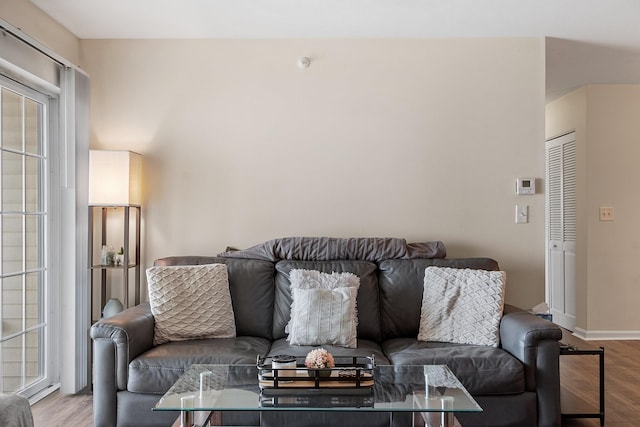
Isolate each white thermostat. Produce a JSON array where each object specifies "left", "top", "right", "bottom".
[{"left": 516, "top": 178, "right": 535, "bottom": 195}]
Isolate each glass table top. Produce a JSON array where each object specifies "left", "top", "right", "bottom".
[{"left": 153, "top": 364, "right": 482, "bottom": 414}]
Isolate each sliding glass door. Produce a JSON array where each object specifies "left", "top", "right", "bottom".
[{"left": 0, "top": 77, "right": 51, "bottom": 397}]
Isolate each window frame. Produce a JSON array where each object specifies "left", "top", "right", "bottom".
[{"left": 0, "top": 75, "right": 59, "bottom": 397}]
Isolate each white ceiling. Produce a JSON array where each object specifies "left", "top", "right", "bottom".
[{"left": 29, "top": 0, "right": 640, "bottom": 100}]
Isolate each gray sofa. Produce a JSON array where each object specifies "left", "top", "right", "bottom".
[{"left": 90, "top": 238, "right": 562, "bottom": 427}]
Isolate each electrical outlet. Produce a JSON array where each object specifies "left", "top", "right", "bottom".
[{"left": 599, "top": 207, "right": 614, "bottom": 221}]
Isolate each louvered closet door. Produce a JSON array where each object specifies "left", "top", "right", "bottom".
[{"left": 546, "top": 132, "right": 576, "bottom": 330}]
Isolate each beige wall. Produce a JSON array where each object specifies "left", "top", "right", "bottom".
[
  {"left": 546, "top": 85, "right": 640, "bottom": 336},
  {"left": 0, "top": 0, "right": 80, "bottom": 65},
  {"left": 81, "top": 38, "right": 546, "bottom": 309}
]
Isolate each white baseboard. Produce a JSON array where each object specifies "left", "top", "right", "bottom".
[{"left": 573, "top": 327, "right": 640, "bottom": 340}]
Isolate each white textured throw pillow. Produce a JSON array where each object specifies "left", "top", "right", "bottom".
[
  {"left": 418, "top": 266, "right": 506, "bottom": 347},
  {"left": 147, "top": 264, "right": 236, "bottom": 345},
  {"left": 286, "top": 269, "right": 360, "bottom": 348}
]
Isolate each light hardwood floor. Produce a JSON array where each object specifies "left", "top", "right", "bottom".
[
  {"left": 31, "top": 339, "right": 640, "bottom": 426},
  {"left": 560, "top": 338, "right": 640, "bottom": 427}
]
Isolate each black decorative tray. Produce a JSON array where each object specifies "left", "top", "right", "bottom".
[{"left": 256, "top": 355, "right": 375, "bottom": 396}]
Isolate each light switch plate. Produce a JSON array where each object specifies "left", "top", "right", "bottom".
[{"left": 515, "top": 205, "right": 528, "bottom": 223}]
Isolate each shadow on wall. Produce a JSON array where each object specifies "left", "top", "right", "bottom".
[{"left": 546, "top": 37, "right": 640, "bottom": 102}]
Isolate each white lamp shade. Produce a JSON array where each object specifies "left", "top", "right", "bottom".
[{"left": 89, "top": 150, "right": 142, "bottom": 206}]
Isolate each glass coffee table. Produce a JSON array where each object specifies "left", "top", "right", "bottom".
[{"left": 154, "top": 363, "right": 482, "bottom": 427}]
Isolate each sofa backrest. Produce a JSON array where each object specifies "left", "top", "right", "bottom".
[
  {"left": 152, "top": 255, "right": 499, "bottom": 344},
  {"left": 153, "top": 256, "right": 275, "bottom": 340},
  {"left": 378, "top": 258, "right": 499, "bottom": 341},
  {"left": 272, "top": 260, "right": 381, "bottom": 342}
]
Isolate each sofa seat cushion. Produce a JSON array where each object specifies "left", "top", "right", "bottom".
[
  {"left": 128, "top": 336, "right": 271, "bottom": 394},
  {"left": 382, "top": 338, "right": 524, "bottom": 395},
  {"left": 268, "top": 338, "right": 390, "bottom": 365}
]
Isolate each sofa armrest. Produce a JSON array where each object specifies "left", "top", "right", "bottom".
[
  {"left": 90, "top": 303, "right": 155, "bottom": 427},
  {"left": 500, "top": 304, "right": 562, "bottom": 427},
  {"left": 90, "top": 302, "right": 155, "bottom": 391}
]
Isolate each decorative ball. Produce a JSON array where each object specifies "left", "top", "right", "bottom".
[
  {"left": 103, "top": 298, "right": 124, "bottom": 318},
  {"left": 304, "top": 348, "right": 335, "bottom": 369}
]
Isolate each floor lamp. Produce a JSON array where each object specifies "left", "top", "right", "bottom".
[{"left": 88, "top": 150, "right": 142, "bottom": 320}]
